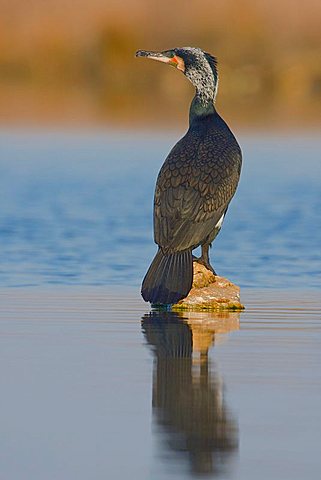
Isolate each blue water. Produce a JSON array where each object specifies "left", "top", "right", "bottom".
[
  {"left": 0, "top": 289, "right": 320, "bottom": 480},
  {"left": 0, "top": 129, "right": 320, "bottom": 288},
  {"left": 1, "top": 129, "right": 321, "bottom": 480}
]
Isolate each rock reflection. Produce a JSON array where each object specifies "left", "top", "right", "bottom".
[{"left": 142, "top": 310, "right": 239, "bottom": 477}]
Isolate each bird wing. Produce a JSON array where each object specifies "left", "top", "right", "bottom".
[{"left": 154, "top": 129, "right": 241, "bottom": 252}]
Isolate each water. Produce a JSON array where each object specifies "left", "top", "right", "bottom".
[
  {"left": 0, "top": 129, "right": 320, "bottom": 479},
  {"left": 0, "top": 130, "right": 320, "bottom": 288},
  {"left": 0, "top": 288, "right": 320, "bottom": 479}
]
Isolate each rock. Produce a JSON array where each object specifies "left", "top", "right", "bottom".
[{"left": 172, "top": 262, "right": 244, "bottom": 311}]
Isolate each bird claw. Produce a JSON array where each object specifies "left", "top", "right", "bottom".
[{"left": 193, "top": 256, "right": 216, "bottom": 275}]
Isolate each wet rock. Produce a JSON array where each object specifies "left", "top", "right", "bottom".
[{"left": 173, "top": 262, "right": 244, "bottom": 311}]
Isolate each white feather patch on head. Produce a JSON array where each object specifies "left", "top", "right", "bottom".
[{"left": 180, "top": 47, "right": 219, "bottom": 106}]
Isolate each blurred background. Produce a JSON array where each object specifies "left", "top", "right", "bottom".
[{"left": 0, "top": 0, "right": 320, "bottom": 129}]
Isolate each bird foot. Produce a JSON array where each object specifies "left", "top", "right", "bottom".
[{"left": 193, "top": 256, "right": 217, "bottom": 275}]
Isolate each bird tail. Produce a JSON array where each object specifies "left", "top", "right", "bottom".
[{"left": 141, "top": 249, "right": 193, "bottom": 305}]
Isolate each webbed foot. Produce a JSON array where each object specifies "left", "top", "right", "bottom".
[{"left": 193, "top": 256, "right": 217, "bottom": 275}]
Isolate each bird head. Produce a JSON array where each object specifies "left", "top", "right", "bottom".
[{"left": 135, "top": 47, "right": 218, "bottom": 105}]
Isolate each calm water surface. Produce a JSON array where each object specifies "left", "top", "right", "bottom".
[
  {"left": 0, "top": 289, "right": 320, "bottom": 479},
  {"left": 0, "top": 130, "right": 320, "bottom": 288},
  {"left": 0, "top": 130, "right": 320, "bottom": 479}
]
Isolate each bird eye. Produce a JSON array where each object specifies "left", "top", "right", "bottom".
[
  {"left": 165, "top": 50, "right": 176, "bottom": 58},
  {"left": 161, "top": 50, "right": 173, "bottom": 58}
]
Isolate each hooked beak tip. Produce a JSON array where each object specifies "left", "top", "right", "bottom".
[
  {"left": 135, "top": 49, "right": 184, "bottom": 71},
  {"left": 135, "top": 50, "right": 148, "bottom": 58}
]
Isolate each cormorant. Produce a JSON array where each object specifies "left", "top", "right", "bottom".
[{"left": 136, "top": 47, "right": 242, "bottom": 305}]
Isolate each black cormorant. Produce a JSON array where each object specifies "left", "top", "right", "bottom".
[{"left": 136, "top": 47, "right": 242, "bottom": 305}]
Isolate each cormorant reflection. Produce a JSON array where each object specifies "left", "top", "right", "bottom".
[{"left": 142, "top": 310, "right": 239, "bottom": 477}]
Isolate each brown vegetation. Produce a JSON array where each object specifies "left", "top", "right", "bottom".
[{"left": 0, "top": 0, "right": 320, "bottom": 128}]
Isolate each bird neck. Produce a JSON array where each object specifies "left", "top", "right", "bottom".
[
  {"left": 189, "top": 95, "right": 216, "bottom": 124},
  {"left": 185, "top": 61, "right": 218, "bottom": 107}
]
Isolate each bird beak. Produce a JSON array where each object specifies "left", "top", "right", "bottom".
[{"left": 135, "top": 50, "right": 185, "bottom": 72}]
